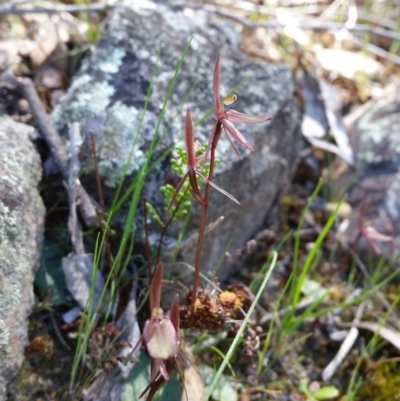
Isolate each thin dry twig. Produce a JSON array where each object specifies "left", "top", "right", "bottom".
[
  {"left": 356, "top": 9, "right": 399, "bottom": 31},
  {"left": 0, "top": 69, "right": 98, "bottom": 227},
  {"left": 49, "top": 308, "right": 71, "bottom": 351},
  {"left": 346, "top": 32, "right": 400, "bottom": 66},
  {"left": 335, "top": 319, "right": 400, "bottom": 351},
  {"left": 0, "top": 1, "right": 116, "bottom": 15},
  {"left": 200, "top": 1, "right": 400, "bottom": 66},
  {"left": 180, "top": 1, "right": 400, "bottom": 42}
]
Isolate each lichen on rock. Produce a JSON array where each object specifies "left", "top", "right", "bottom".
[{"left": 0, "top": 117, "right": 45, "bottom": 399}]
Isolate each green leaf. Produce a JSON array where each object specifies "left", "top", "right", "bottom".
[
  {"left": 159, "top": 377, "right": 182, "bottom": 401},
  {"left": 122, "top": 351, "right": 182, "bottom": 401},
  {"left": 313, "top": 386, "right": 340, "bottom": 400},
  {"left": 121, "top": 351, "right": 151, "bottom": 401},
  {"left": 199, "top": 365, "right": 238, "bottom": 401},
  {"left": 301, "top": 278, "right": 330, "bottom": 299},
  {"left": 146, "top": 201, "right": 165, "bottom": 227}
]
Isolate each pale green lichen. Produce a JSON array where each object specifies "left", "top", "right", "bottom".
[
  {"left": 0, "top": 214, "right": 28, "bottom": 309},
  {"left": 52, "top": 45, "right": 126, "bottom": 133},
  {"left": 52, "top": 81, "right": 115, "bottom": 132},
  {"left": 0, "top": 319, "right": 9, "bottom": 358},
  {"left": 68, "top": 73, "right": 92, "bottom": 92},
  {"left": 96, "top": 47, "right": 126, "bottom": 74},
  {"left": 360, "top": 150, "right": 383, "bottom": 165},
  {"left": 0, "top": 117, "right": 45, "bottom": 394},
  {"left": 97, "top": 102, "right": 145, "bottom": 187}
]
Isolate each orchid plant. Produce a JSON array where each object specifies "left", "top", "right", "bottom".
[
  {"left": 168, "top": 54, "right": 273, "bottom": 315},
  {"left": 142, "top": 54, "right": 273, "bottom": 399}
]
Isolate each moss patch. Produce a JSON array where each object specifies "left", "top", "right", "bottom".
[{"left": 358, "top": 362, "right": 400, "bottom": 401}]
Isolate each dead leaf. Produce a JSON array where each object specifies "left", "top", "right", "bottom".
[
  {"left": 354, "top": 321, "right": 400, "bottom": 350},
  {"left": 29, "top": 22, "right": 59, "bottom": 69},
  {"left": 337, "top": 320, "right": 400, "bottom": 351},
  {"left": 317, "top": 77, "right": 354, "bottom": 165},
  {"left": 181, "top": 364, "right": 205, "bottom": 401},
  {"left": 300, "top": 69, "right": 329, "bottom": 140}
]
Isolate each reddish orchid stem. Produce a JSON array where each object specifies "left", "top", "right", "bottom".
[{"left": 190, "top": 121, "right": 222, "bottom": 316}]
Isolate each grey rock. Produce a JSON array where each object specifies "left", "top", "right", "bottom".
[
  {"left": 0, "top": 117, "right": 45, "bottom": 399},
  {"left": 52, "top": 0, "right": 302, "bottom": 276},
  {"left": 346, "top": 83, "right": 400, "bottom": 253},
  {"left": 353, "top": 88, "right": 400, "bottom": 170}
]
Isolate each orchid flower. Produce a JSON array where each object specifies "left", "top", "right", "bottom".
[
  {"left": 142, "top": 263, "right": 180, "bottom": 383},
  {"left": 208, "top": 53, "right": 273, "bottom": 157},
  {"left": 143, "top": 307, "right": 177, "bottom": 380},
  {"left": 140, "top": 292, "right": 186, "bottom": 400},
  {"left": 357, "top": 201, "right": 393, "bottom": 255},
  {"left": 362, "top": 226, "right": 393, "bottom": 255},
  {"left": 141, "top": 292, "right": 185, "bottom": 399},
  {"left": 167, "top": 108, "right": 240, "bottom": 211}
]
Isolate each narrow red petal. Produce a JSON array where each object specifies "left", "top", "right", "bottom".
[
  {"left": 222, "top": 119, "right": 254, "bottom": 151},
  {"left": 188, "top": 168, "right": 204, "bottom": 204},
  {"left": 169, "top": 294, "right": 183, "bottom": 342},
  {"left": 150, "top": 360, "right": 160, "bottom": 382},
  {"left": 150, "top": 262, "right": 163, "bottom": 310},
  {"left": 159, "top": 360, "right": 170, "bottom": 381},
  {"left": 213, "top": 54, "right": 221, "bottom": 113},
  {"left": 166, "top": 173, "right": 188, "bottom": 212},
  {"left": 190, "top": 189, "right": 206, "bottom": 205},
  {"left": 139, "top": 374, "right": 166, "bottom": 401},
  {"left": 225, "top": 110, "right": 274, "bottom": 124},
  {"left": 196, "top": 170, "right": 240, "bottom": 205},
  {"left": 225, "top": 128, "right": 241, "bottom": 156},
  {"left": 185, "top": 108, "right": 196, "bottom": 168},
  {"left": 363, "top": 226, "right": 393, "bottom": 243}
]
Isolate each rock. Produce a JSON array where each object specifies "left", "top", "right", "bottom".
[
  {"left": 0, "top": 117, "right": 46, "bottom": 399},
  {"left": 345, "top": 83, "right": 400, "bottom": 253},
  {"left": 52, "top": 0, "right": 302, "bottom": 276}
]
